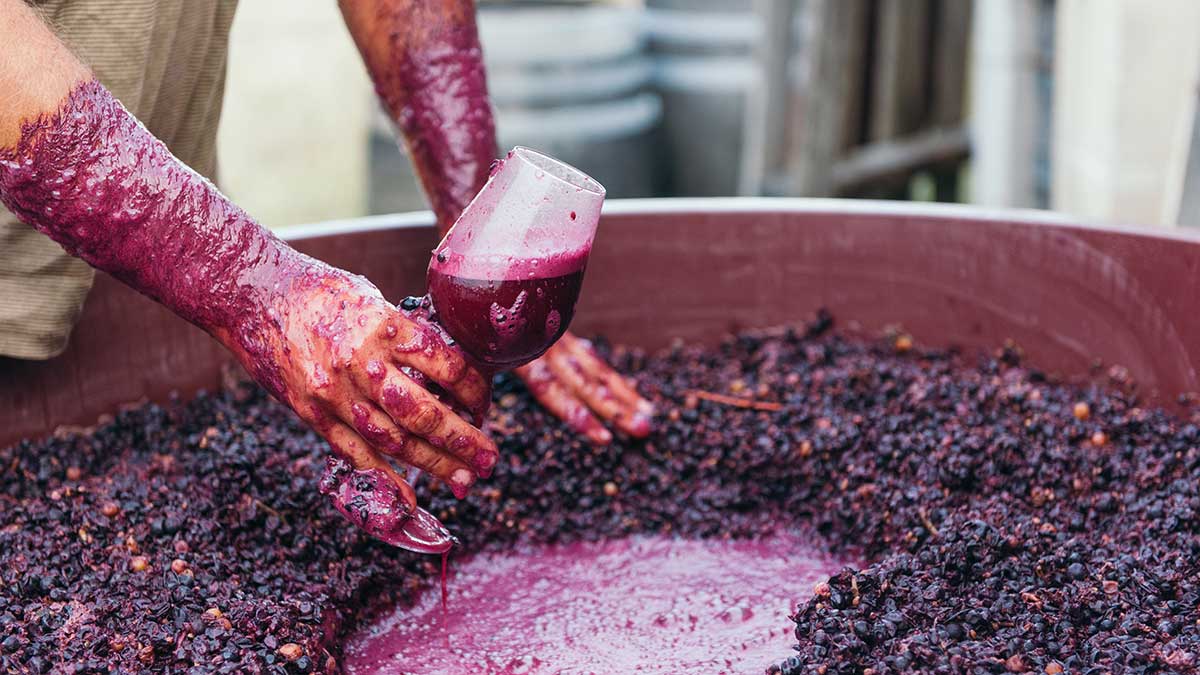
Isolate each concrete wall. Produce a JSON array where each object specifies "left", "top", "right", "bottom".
[{"left": 1052, "top": 0, "right": 1200, "bottom": 227}]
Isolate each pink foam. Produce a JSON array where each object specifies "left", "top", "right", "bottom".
[{"left": 343, "top": 534, "right": 850, "bottom": 675}]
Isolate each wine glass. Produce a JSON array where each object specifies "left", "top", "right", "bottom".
[{"left": 427, "top": 147, "right": 605, "bottom": 370}]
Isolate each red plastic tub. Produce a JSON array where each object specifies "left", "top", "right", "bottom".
[{"left": 4, "top": 197, "right": 1199, "bottom": 444}]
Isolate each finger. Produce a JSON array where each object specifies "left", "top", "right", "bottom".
[
  {"left": 378, "top": 318, "right": 491, "bottom": 414},
  {"left": 319, "top": 433, "right": 456, "bottom": 553},
  {"left": 542, "top": 341, "right": 652, "bottom": 437},
  {"left": 323, "top": 421, "right": 417, "bottom": 509},
  {"left": 355, "top": 362, "right": 499, "bottom": 476},
  {"left": 559, "top": 341, "right": 657, "bottom": 437},
  {"left": 340, "top": 399, "right": 479, "bottom": 498},
  {"left": 515, "top": 359, "right": 613, "bottom": 444},
  {"left": 542, "top": 347, "right": 625, "bottom": 422},
  {"left": 562, "top": 335, "right": 654, "bottom": 413}
]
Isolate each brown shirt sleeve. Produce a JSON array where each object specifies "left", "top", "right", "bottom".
[{"left": 1, "top": 0, "right": 238, "bottom": 359}]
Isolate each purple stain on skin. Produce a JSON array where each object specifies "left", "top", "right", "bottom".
[
  {"left": 364, "top": 359, "right": 386, "bottom": 381},
  {"left": 378, "top": 22, "right": 496, "bottom": 232},
  {"left": 382, "top": 383, "right": 419, "bottom": 418},
  {"left": 350, "top": 402, "right": 370, "bottom": 426},
  {"left": 350, "top": 402, "right": 394, "bottom": 449},
  {"left": 626, "top": 403, "right": 656, "bottom": 437},
  {"left": 0, "top": 80, "right": 467, "bottom": 554},
  {"left": 0, "top": 80, "right": 330, "bottom": 402},
  {"left": 319, "top": 457, "right": 456, "bottom": 554},
  {"left": 474, "top": 447, "right": 496, "bottom": 476}
]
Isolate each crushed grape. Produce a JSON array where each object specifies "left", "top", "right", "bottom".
[{"left": 3, "top": 312, "right": 1199, "bottom": 674}]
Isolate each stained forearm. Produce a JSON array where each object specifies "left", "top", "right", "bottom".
[
  {"left": 340, "top": 0, "right": 497, "bottom": 235},
  {"left": 0, "top": 6, "right": 321, "bottom": 396},
  {"left": 0, "top": 78, "right": 324, "bottom": 394}
]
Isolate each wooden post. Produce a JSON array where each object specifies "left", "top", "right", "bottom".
[
  {"left": 1169, "top": 83, "right": 1200, "bottom": 227},
  {"left": 787, "top": 0, "right": 868, "bottom": 196},
  {"left": 929, "top": 0, "right": 971, "bottom": 201},
  {"left": 931, "top": 0, "right": 971, "bottom": 127},
  {"left": 870, "top": 0, "right": 932, "bottom": 141},
  {"left": 743, "top": 0, "right": 797, "bottom": 196}
]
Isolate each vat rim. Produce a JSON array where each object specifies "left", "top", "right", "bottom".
[{"left": 283, "top": 196, "right": 1192, "bottom": 245}]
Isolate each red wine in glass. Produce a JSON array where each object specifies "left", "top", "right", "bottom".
[
  {"left": 428, "top": 252, "right": 587, "bottom": 370},
  {"left": 427, "top": 147, "right": 604, "bottom": 370}
]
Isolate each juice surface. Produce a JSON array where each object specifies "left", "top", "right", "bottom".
[{"left": 343, "top": 534, "right": 849, "bottom": 675}]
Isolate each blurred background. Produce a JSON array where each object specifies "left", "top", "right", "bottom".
[{"left": 215, "top": 0, "right": 1200, "bottom": 230}]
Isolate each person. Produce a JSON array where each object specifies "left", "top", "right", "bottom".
[{"left": 0, "top": 0, "right": 653, "bottom": 544}]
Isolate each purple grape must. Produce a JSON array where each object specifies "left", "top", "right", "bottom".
[{"left": 3, "top": 312, "right": 1199, "bottom": 673}]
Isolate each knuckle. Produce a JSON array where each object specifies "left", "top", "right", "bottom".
[
  {"left": 422, "top": 453, "right": 448, "bottom": 475},
  {"left": 305, "top": 363, "right": 332, "bottom": 391},
  {"left": 386, "top": 431, "right": 416, "bottom": 460},
  {"left": 310, "top": 389, "right": 338, "bottom": 411},
  {"left": 362, "top": 358, "right": 387, "bottom": 382},
  {"left": 408, "top": 401, "right": 444, "bottom": 436},
  {"left": 389, "top": 320, "right": 426, "bottom": 354},
  {"left": 441, "top": 349, "right": 468, "bottom": 383}
]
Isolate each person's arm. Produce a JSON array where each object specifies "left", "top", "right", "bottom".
[
  {"left": 340, "top": 0, "right": 655, "bottom": 443},
  {"left": 338, "top": 0, "right": 495, "bottom": 235},
  {"left": 0, "top": 0, "right": 498, "bottom": 547}
]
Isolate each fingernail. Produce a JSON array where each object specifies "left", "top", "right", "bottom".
[
  {"left": 627, "top": 411, "right": 654, "bottom": 437},
  {"left": 394, "top": 507, "right": 458, "bottom": 554},
  {"left": 590, "top": 428, "right": 613, "bottom": 445},
  {"left": 475, "top": 449, "right": 497, "bottom": 473},
  {"left": 450, "top": 469, "right": 474, "bottom": 498}
]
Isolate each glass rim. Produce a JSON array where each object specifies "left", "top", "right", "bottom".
[{"left": 512, "top": 146, "right": 605, "bottom": 197}]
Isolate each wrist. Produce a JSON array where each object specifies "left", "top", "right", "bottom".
[{"left": 214, "top": 255, "right": 363, "bottom": 401}]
